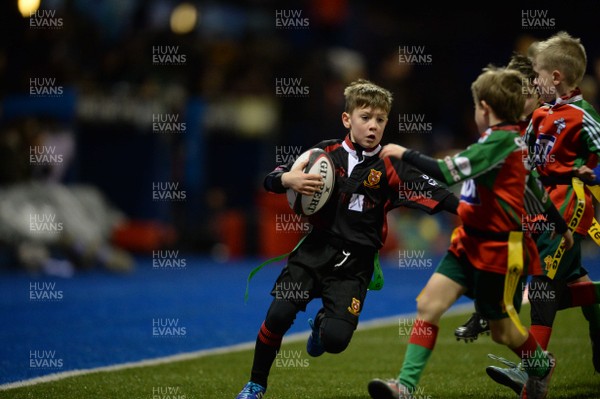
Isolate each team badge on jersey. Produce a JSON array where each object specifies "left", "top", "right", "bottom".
[
  {"left": 347, "top": 297, "right": 361, "bottom": 316},
  {"left": 554, "top": 118, "right": 566, "bottom": 135},
  {"left": 363, "top": 169, "right": 382, "bottom": 188},
  {"left": 533, "top": 134, "right": 556, "bottom": 167},
  {"left": 459, "top": 179, "right": 480, "bottom": 205},
  {"left": 543, "top": 255, "right": 553, "bottom": 271}
]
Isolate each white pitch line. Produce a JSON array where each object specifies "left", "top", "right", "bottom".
[{"left": 0, "top": 303, "right": 475, "bottom": 391}]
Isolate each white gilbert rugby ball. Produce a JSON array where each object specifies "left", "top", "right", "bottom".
[{"left": 286, "top": 148, "right": 335, "bottom": 216}]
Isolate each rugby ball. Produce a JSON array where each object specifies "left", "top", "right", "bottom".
[{"left": 286, "top": 148, "right": 335, "bottom": 216}]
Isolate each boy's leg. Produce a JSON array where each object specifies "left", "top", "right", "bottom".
[
  {"left": 368, "top": 252, "right": 467, "bottom": 399},
  {"left": 528, "top": 275, "right": 563, "bottom": 350},
  {"left": 561, "top": 275, "right": 600, "bottom": 372},
  {"left": 241, "top": 236, "right": 324, "bottom": 394},
  {"left": 397, "top": 272, "right": 465, "bottom": 390},
  {"left": 559, "top": 277, "right": 600, "bottom": 309},
  {"left": 318, "top": 247, "right": 376, "bottom": 354},
  {"left": 530, "top": 232, "right": 600, "bottom": 357},
  {"left": 490, "top": 318, "right": 556, "bottom": 398},
  {"left": 249, "top": 299, "right": 303, "bottom": 388}
]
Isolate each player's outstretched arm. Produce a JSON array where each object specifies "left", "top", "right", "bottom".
[
  {"left": 381, "top": 144, "right": 447, "bottom": 183},
  {"left": 379, "top": 143, "right": 408, "bottom": 159}
]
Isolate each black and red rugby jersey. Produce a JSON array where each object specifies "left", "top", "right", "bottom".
[{"left": 265, "top": 135, "right": 457, "bottom": 249}]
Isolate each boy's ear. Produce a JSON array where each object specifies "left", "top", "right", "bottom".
[
  {"left": 551, "top": 69, "right": 562, "bottom": 85},
  {"left": 341, "top": 112, "right": 351, "bottom": 129},
  {"left": 479, "top": 100, "right": 491, "bottom": 115}
]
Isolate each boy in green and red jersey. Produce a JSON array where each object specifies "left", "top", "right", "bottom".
[
  {"left": 367, "top": 66, "right": 573, "bottom": 399},
  {"left": 485, "top": 31, "right": 600, "bottom": 395}
]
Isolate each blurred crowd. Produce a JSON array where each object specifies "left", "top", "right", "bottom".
[{"left": 0, "top": 1, "right": 599, "bottom": 273}]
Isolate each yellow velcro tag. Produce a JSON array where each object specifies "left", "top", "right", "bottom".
[
  {"left": 548, "top": 177, "right": 585, "bottom": 279},
  {"left": 505, "top": 231, "right": 526, "bottom": 336},
  {"left": 587, "top": 185, "right": 600, "bottom": 246},
  {"left": 587, "top": 184, "right": 600, "bottom": 202},
  {"left": 589, "top": 218, "right": 600, "bottom": 246}
]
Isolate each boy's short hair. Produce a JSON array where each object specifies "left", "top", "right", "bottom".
[
  {"left": 507, "top": 53, "right": 537, "bottom": 99},
  {"left": 508, "top": 52, "right": 536, "bottom": 84},
  {"left": 343, "top": 79, "right": 393, "bottom": 114},
  {"left": 471, "top": 66, "right": 526, "bottom": 123},
  {"left": 534, "top": 31, "right": 587, "bottom": 87}
]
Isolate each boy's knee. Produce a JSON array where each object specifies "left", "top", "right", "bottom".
[
  {"left": 416, "top": 297, "right": 446, "bottom": 321},
  {"left": 320, "top": 318, "right": 355, "bottom": 354},
  {"left": 265, "top": 300, "right": 300, "bottom": 334}
]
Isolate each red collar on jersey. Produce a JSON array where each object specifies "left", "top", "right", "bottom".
[
  {"left": 553, "top": 87, "right": 583, "bottom": 107},
  {"left": 488, "top": 122, "right": 521, "bottom": 132}
]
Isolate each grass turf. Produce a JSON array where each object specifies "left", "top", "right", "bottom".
[{"left": 3, "top": 305, "right": 598, "bottom": 398}]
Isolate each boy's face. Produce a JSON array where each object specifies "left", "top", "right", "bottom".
[
  {"left": 474, "top": 100, "right": 487, "bottom": 132},
  {"left": 533, "top": 61, "right": 558, "bottom": 102},
  {"left": 342, "top": 106, "right": 388, "bottom": 149},
  {"left": 523, "top": 92, "right": 541, "bottom": 118}
]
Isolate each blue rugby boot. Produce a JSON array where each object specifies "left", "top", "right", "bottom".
[
  {"left": 235, "top": 381, "right": 266, "bottom": 399},
  {"left": 307, "top": 308, "right": 325, "bottom": 357}
]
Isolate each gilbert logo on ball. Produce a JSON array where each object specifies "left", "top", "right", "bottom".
[{"left": 286, "top": 148, "right": 335, "bottom": 216}]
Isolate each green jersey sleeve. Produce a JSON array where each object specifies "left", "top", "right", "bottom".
[
  {"left": 437, "top": 130, "right": 523, "bottom": 185},
  {"left": 580, "top": 101, "right": 600, "bottom": 155}
]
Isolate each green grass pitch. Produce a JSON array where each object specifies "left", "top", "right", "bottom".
[{"left": 3, "top": 305, "right": 598, "bottom": 398}]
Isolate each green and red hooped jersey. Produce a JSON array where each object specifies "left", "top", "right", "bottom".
[
  {"left": 525, "top": 89, "right": 600, "bottom": 235},
  {"left": 437, "top": 125, "right": 543, "bottom": 275}
]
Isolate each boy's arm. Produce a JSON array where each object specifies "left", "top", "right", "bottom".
[
  {"left": 264, "top": 164, "right": 291, "bottom": 193},
  {"left": 402, "top": 150, "right": 446, "bottom": 181},
  {"left": 524, "top": 173, "right": 568, "bottom": 234},
  {"left": 392, "top": 150, "right": 460, "bottom": 214},
  {"left": 580, "top": 104, "right": 600, "bottom": 182},
  {"left": 264, "top": 141, "right": 333, "bottom": 194},
  {"left": 382, "top": 133, "right": 518, "bottom": 187},
  {"left": 386, "top": 157, "right": 459, "bottom": 215},
  {"left": 525, "top": 173, "right": 573, "bottom": 249}
]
